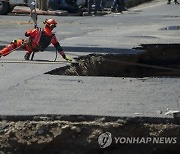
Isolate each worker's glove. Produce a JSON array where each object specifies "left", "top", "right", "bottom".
[
  {"left": 59, "top": 51, "right": 72, "bottom": 62},
  {"left": 11, "top": 39, "right": 17, "bottom": 44},
  {"left": 25, "top": 32, "right": 30, "bottom": 37},
  {"left": 64, "top": 55, "right": 72, "bottom": 62}
]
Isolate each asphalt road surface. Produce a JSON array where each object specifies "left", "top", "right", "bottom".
[{"left": 0, "top": 0, "right": 179, "bottom": 117}]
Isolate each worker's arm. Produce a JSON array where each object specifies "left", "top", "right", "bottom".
[
  {"left": 25, "top": 28, "right": 38, "bottom": 37},
  {"left": 51, "top": 35, "right": 72, "bottom": 61}
]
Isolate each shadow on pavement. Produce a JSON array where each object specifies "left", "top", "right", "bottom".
[{"left": 46, "top": 46, "right": 141, "bottom": 54}]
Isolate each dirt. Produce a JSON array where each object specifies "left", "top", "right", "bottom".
[
  {"left": 0, "top": 116, "right": 180, "bottom": 154},
  {"left": 46, "top": 44, "right": 180, "bottom": 77}
]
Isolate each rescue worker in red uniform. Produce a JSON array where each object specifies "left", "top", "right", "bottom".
[{"left": 0, "top": 19, "right": 72, "bottom": 61}]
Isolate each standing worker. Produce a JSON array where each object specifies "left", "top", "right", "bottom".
[
  {"left": 100, "top": 0, "right": 106, "bottom": 11},
  {"left": 88, "top": 0, "right": 93, "bottom": 15},
  {"left": 0, "top": 19, "right": 72, "bottom": 61},
  {"left": 88, "top": 0, "right": 101, "bottom": 15},
  {"left": 111, "top": 0, "right": 125, "bottom": 13}
]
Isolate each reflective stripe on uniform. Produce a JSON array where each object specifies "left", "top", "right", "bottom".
[{"left": 7, "top": 44, "right": 14, "bottom": 51}]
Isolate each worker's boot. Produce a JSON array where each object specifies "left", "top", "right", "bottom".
[
  {"left": 24, "top": 52, "right": 31, "bottom": 60},
  {"left": 167, "top": 0, "right": 171, "bottom": 4},
  {"left": 0, "top": 46, "right": 13, "bottom": 57},
  {"left": 175, "top": 0, "right": 179, "bottom": 4}
]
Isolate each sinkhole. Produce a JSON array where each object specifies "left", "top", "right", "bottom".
[
  {"left": 160, "top": 26, "right": 180, "bottom": 30},
  {"left": 45, "top": 44, "right": 180, "bottom": 78}
]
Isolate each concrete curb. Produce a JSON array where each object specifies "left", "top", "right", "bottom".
[{"left": 12, "top": 8, "right": 68, "bottom": 16}]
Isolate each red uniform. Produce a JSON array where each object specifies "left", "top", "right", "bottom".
[{"left": 0, "top": 19, "right": 68, "bottom": 61}]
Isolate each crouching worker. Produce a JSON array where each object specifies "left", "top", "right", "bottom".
[{"left": 0, "top": 19, "right": 72, "bottom": 61}]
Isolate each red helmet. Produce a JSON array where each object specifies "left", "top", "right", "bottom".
[{"left": 43, "top": 19, "right": 57, "bottom": 29}]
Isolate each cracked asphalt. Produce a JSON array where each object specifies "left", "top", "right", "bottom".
[{"left": 0, "top": 0, "right": 180, "bottom": 117}]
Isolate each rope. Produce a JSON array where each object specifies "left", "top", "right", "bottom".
[
  {"left": 31, "top": 52, "right": 35, "bottom": 60},
  {"left": 54, "top": 50, "right": 58, "bottom": 62},
  {"left": 0, "top": 60, "right": 75, "bottom": 64}
]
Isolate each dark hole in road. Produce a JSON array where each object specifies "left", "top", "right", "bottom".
[
  {"left": 45, "top": 44, "right": 180, "bottom": 78},
  {"left": 160, "top": 26, "right": 180, "bottom": 30}
]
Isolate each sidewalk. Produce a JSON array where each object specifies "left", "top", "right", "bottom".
[{"left": 12, "top": 6, "right": 69, "bottom": 16}]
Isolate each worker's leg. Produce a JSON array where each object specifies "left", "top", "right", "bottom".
[
  {"left": 117, "top": 0, "right": 122, "bottom": 13},
  {"left": 88, "top": 0, "right": 93, "bottom": 15},
  {"left": 111, "top": 0, "right": 117, "bottom": 12},
  {"left": 167, "top": 0, "right": 171, "bottom": 4},
  {"left": 174, "top": 0, "right": 179, "bottom": 4},
  {"left": 94, "top": 0, "right": 101, "bottom": 14},
  {"left": 0, "top": 39, "right": 23, "bottom": 57},
  {"left": 24, "top": 44, "right": 33, "bottom": 60}
]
